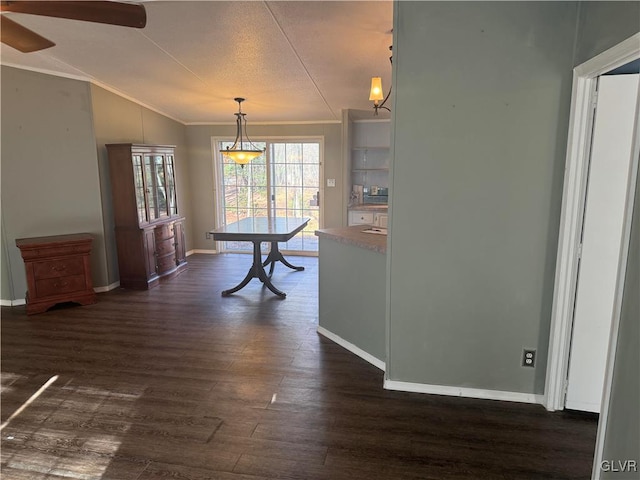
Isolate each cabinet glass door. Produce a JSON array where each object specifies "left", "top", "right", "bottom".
[
  {"left": 144, "top": 155, "right": 158, "bottom": 221},
  {"left": 133, "top": 155, "right": 148, "bottom": 224},
  {"left": 154, "top": 155, "right": 168, "bottom": 217},
  {"left": 165, "top": 155, "right": 178, "bottom": 216}
]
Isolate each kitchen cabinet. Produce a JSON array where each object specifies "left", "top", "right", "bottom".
[
  {"left": 348, "top": 210, "right": 388, "bottom": 227},
  {"left": 16, "top": 233, "right": 97, "bottom": 315},
  {"left": 374, "top": 213, "right": 388, "bottom": 229},
  {"left": 107, "top": 144, "right": 187, "bottom": 289},
  {"left": 348, "top": 210, "right": 375, "bottom": 226}
]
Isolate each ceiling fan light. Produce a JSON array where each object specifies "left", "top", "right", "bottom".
[{"left": 369, "top": 77, "right": 384, "bottom": 102}]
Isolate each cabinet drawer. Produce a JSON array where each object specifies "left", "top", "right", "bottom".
[
  {"left": 36, "top": 274, "right": 87, "bottom": 297},
  {"left": 349, "top": 211, "right": 374, "bottom": 225},
  {"left": 156, "top": 251, "right": 177, "bottom": 275},
  {"left": 155, "top": 236, "right": 176, "bottom": 255},
  {"left": 154, "top": 223, "right": 174, "bottom": 241},
  {"left": 33, "top": 257, "right": 84, "bottom": 280}
]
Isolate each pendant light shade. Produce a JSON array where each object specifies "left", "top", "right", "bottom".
[{"left": 220, "top": 98, "right": 264, "bottom": 166}]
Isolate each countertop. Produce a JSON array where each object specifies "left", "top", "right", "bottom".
[
  {"left": 315, "top": 225, "right": 386, "bottom": 254},
  {"left": 348, "top": 204, "right": 388, "bottom": 212}
]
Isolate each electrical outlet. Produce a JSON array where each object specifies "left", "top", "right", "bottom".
[
  {"left": 205, "top": 232, "right": 211, "bottom": 240},
  {"left": 522, "top": 349, "right": 536, "bottom": 368}
]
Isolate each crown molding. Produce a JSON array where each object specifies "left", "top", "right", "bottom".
[{"left": 2, "top": 62, "right": 186, "bottom": 125}]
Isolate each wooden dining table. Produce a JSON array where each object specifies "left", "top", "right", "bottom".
[{"left": 209, "top": 217, "right": 309, "bottom": 298}]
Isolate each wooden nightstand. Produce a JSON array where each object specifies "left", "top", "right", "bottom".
[{"left": 16, "top": 233, "right": 97, "bottom": 315}]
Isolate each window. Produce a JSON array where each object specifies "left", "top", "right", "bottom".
[{"left": 216, "top": 139, "right": 322, "bottom": 253}]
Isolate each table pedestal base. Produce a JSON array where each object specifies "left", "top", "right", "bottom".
[
  {"left": 221, "top": 242, "right": 304, "bottom": 298},
  {"left": 263, "top": 241, "right": 305, "bottom": 277}
]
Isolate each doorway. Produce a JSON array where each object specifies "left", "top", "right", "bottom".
[
  {"left": 545, "top": 33, "right": 640, "bottom": 413},
  {"left": 564, "top": 73, "right": 639, "bottom": 413},
  {"left": 214, "top": 138, "right": 323, "bottom": 254},
  {"left": 545, "top": 32, "right": 640, "bottom": 480}
]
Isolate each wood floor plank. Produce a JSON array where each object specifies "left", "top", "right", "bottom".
[
  {"left": 139, "top": 461, "right": 269, "bottom": 480},
  {"left": 1, "top": 253, "right": 597, "bottom": 479}
]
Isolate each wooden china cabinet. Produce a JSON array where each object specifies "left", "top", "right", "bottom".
[{"left": 106, "top": 144, "right": 187, "bottom": 289}]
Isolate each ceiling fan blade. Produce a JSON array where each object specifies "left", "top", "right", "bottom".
[
  {"left": 1, "top": 1, "right": 146, "bottom": 28},
  {"left": 1, "top": 15, "right": 55, "bottom": 52}
]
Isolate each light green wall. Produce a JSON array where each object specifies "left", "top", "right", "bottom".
[
  {"left": 575, "top": 1, "right": 640, "bottom": 66},
  {"left": 185, "top": 122, "right": 343, "bottom": 251},
  {"left": 575, "top": 2, "right": 640, "bottom": 472},
  {"left": 387, "top": 2, "right": 578, "bottom": 394},
  {"left": 1, "top": 66, "right": 108, "bottom": 297},
  {"left": 318, "top": 238, "right": 386, "bottom": 362},
  {"left": 1, "top": 222, "right": 15, "bottom": 302},
  {"left": 601, "top": 170, "right": 639, "bottom": 478},
  {"left": 90, "top": 85, "right": 189, "bottom": 285},
  {"left": 0, "top": 67, "right": 190, "bottom": 299}
]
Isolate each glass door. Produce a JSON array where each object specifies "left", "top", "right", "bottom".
[
  {"left": 217, "top": 139, "right": 321, "bottom": 253},
  {"left": 270, "top": 142, "right": 320, "bottom": 251}
]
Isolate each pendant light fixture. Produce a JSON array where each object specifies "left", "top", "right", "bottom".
[
  {"left": 220, "top": 97, "right": 265, "bottom": 166},
  {"left": 370, "top": 45, "right": 393, "bottom": 115}
]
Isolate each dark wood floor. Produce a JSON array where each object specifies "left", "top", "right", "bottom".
[{"left": 1, "top": 253, "right": 598, "bottom": 480}]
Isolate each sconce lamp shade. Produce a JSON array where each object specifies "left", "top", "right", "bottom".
[
  {"left": 220, "top": 97, "right": 265, "bottom": 166},
  {"left": 369, "top": 77, "right": 384, "bottom": 102},
  {"left": 369, "top": 45, "right": 393, "bottom": 115}
]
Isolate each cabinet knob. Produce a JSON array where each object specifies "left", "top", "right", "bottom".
[{"left": 51, "top": 265, "right": 67, "bottom": 272}]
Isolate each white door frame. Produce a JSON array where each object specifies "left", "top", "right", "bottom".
[{"left": 544, "top": 31, "right": 640, "bottom": 475}]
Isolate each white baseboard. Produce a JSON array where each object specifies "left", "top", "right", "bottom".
[
  {"left": 0, "top": 299, "right": 26, "bottom": 307},
  {"left": 190, "top": 249, "right": 217, "bottom": 255},
  {"left": 1, "top": 281, "right": 119, "bottom": 306},
  {"left": 2, "top": 257, "right": 208, "bottom": 305},
  {"left": 316, "top": 326, "right": 386, "bottom": 371},
  {"left": 384, "top": 379, "right": 545, "bottom": 405},
  {"left": 94, "top": 281, "right": 120, "bottom": 293}
]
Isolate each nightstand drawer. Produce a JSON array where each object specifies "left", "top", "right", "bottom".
[
  {"left": 33, "top": 257, "right": 84, "bottom": 280},
  {"left": 36, "top": 274, "right": 87, "bottom": 297}
]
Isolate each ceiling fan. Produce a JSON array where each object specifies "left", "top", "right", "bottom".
[{"left": 1, "top": 1, "right": 146, "bottom": 53}]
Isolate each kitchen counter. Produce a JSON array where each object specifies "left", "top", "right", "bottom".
[
  {"left": 315, "top": 225, "right": 386, "bottom": 254},
  {"left": 315, "top": 225, "right": 387, "bottom": 370},
  {"left": 348, "top": 203, "right": 388, "bottom": 212}
]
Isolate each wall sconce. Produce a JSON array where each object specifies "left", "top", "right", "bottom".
[
  {"left": 220, "top": 97, "right": 265, "bottom": 166},
  {"left": 370, "top": 45, "right": 392, "bottom": 115}
]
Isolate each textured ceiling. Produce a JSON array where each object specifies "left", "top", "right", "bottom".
[{"left": 1, "top": 1, "right": 394, "bottom": 123}]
